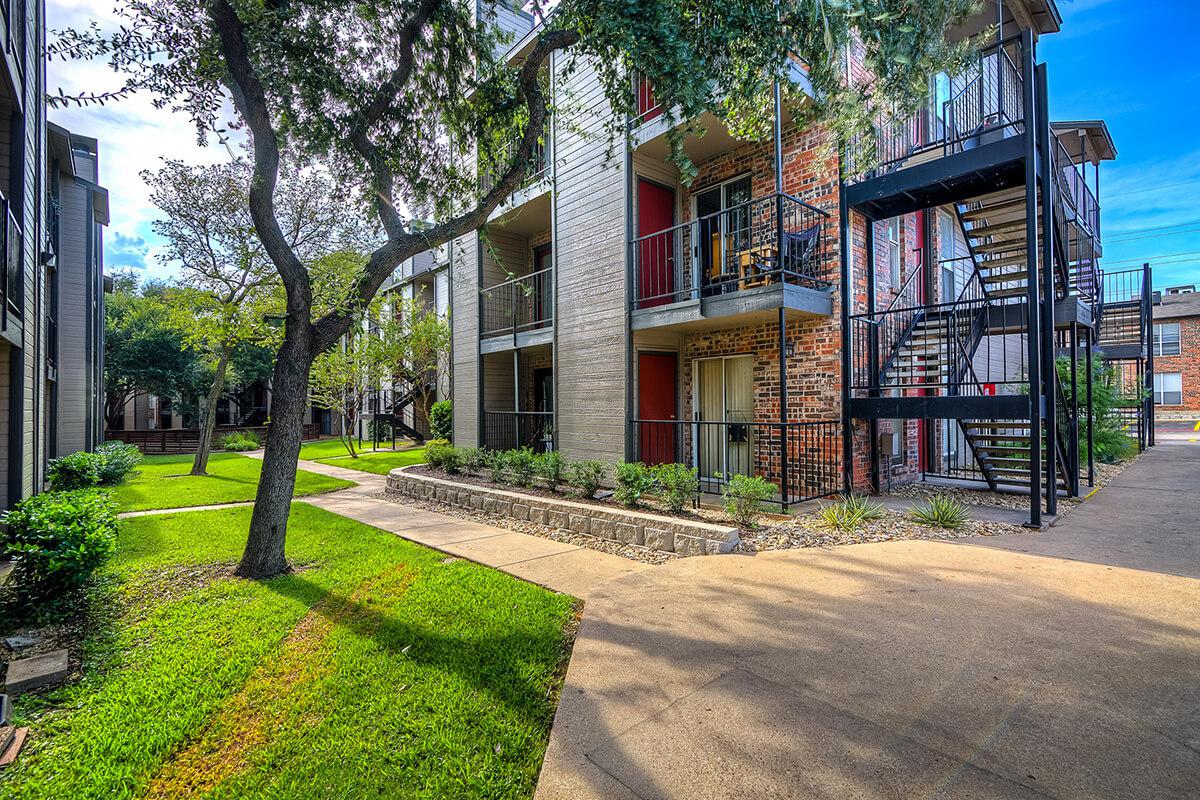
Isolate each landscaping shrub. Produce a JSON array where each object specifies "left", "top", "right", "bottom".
[
  {"left": 614, "top": 461, "right": 655, "bottom": 508},
  {"left": 818, "top": 493, "right": 886, "bottom": 532},
  {"left": 568, "top": 460, "right": 605, "bottom": 499},
  {"left": 721, "top": 474, "right": 776, "bottom": 528},
  {"left": 1057, "top": 356, "right": 1140, "bottom": 463},
  {"left": 430, "top": 400, "right": 453, "bottom": 441},
  {"left": 47, "top": 451, "right": 102, "bottom": 491},
  {"left": 218, "top": 431, "right": 261, "bottom": 451},
  {"left": 506, "top": 448, "right": 537, "bottom": 488},
  {"left": 534, "top": 451, "right": 566, "bottom": 491},
  {"left": 0, "top": 489, "right": 119, "bottom": 606},
  {"left": 424, "top": 439, "right": 454, "bottom": 469},
  {"left": 1092, "top": 426, "right": 1137, "bottom": 464},
  {"left": 94, "top": 441, "right": 142, "bottom": 485},
  {"left": 484, "top": 449, "right": 508, "bottom": 483},
  {"left": 439, "top": 446, "right": 464, "bottom": 474},
  {"left": 457, "top": 447, "right": 485, "bottom": 476},
  {"left": 909, "top": 496, "right": 971, "bottom": 529},
  {"left": 652, "top": 463, "right": 698, "bottom": 514}
]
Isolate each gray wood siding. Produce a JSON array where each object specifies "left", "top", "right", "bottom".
[
  {"left": 450, "top": 232, "right": 480, "bottom": 445},
  {"left": 54, "top": 180, "right": 92, "bottom": 455},
  {"left": 552, "top": 57, "right": 628, "bottom": 465}
]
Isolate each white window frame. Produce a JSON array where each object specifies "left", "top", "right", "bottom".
[
  {"left": 887, "top": 218, "right": 902, "bottom": 289},
  {"left": 1154, "top": 372, "right": 1183, "bottom": 406},
  {"left": 1153, "top": 322, "right": 1181, "bottom": 356}
]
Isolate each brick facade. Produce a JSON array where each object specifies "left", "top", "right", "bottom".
[{"left": 1152, "top": 312, "right": 1200, "bottom": 417}]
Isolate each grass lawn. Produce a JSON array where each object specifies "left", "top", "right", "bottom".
[
  {"left": 299, "top": 437, "right": 427, "bottom": 476},
  {"left": 1, "top": 503, "right": 577, "bottom": 800},
  {"left": 112, "top": 453, "right": 355, "bottom": 512}
]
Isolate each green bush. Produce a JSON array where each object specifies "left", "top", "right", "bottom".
[
  {"left": 1092, "top": 426, "right": 1137, "bottom": 464},
  {"left": 1057, "top": 356, "right": 1142, "bottom": 464},
  {"left": 218, "top": 431, "right": 261, "bottom": 451},
  {"left": 505, "top": 448, "right": 537, "bottom": 488},
  {"left": 534, "top": 451, "right": 566, "bottom": 491},
  {"left": 1, "top": 489, "right": 118, "bottom": 605},
  {"left": 818, "top": 493, "right": 886, "bottom": 532},
  {"left": 47, "top": 451, "right": 102, "bottom": 491},
  {"left": 721, "top": 474, "right": 776, "bottom": 528},
  {"left": 457, "top": 447, "right": 485, "bottom": 476},
  {"left": 568, "top": 460, "right": 606, "bottom": 499},
  {"left": 439, "top": 446, "right": 464, "bottom": 474},
  {"left": 483, "top": 450, "right": 508, "bottom": 484},
  {"left": 652, "top": 463, "right": 698, "bottom": 514},
  {"left": 430, "top": 400, "right": 453, "bottom": 441},
  {"left": 366, "top": 418, "right": 392, "bottom": 442},
  {"left": 424, "top": 439, "right": 454, "bottom": 469},
  {"left": 94, "top": 441, "right": 142, "bottom": 485},
  {"left": 614, "top": 461, "right": 655, "bottom": 508},
  {"left": 908, "top": 496, "right": 971, "bottom": 529}
]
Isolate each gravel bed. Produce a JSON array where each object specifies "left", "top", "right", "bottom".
[
  {"left": 889, "top": 455, "right": 1139, "bottom": 517},
  {"left": 738, "top": 508, "right": 1025, "bottom": 552},
  {"left": 374, "top": 491, "right": 678, "bottom": 565}
]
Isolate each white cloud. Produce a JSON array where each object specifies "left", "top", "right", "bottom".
[{"left": 48, "top": 0, "right": 237, "bottom": 283}]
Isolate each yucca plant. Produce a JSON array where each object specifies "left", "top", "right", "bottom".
[
  {"left": 818, "top": 493, "right": 887, "bottom": 532},
  {"left": 908, "top": 496, "right": 971, "bottom": 529}
]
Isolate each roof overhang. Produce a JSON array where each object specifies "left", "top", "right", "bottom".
[
  {"left": 1051, "top": 121, "right": 1117, "bottom": 164},
  {"left": 47, "top": 122, "right": 76, "bottom": 177}
]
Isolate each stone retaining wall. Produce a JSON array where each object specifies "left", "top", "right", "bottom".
[{"left": 386, "top": 467, "right": 739, "bottom": 556}]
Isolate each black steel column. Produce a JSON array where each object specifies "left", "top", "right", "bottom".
[
  {"left": 1085, "top": 332, "right": 1094, "bottom": 485},
  {"left": 1069, "top": 324, "right": 1080, "bottom": 496},
  {"left": 779, "top": 307, "right": 789, "bottom": 510},
  {"left": 839, "top": 175, "right": 853, "bottom": 495},
  {"left": 1037, "top": 63, "right": 1057, "bottom": 517},
  {"left": 1143, "top": 262, "right": 1155, "bottom": 447},
  {"left": 866, "top": 221, "right": 879, "bottom": 494},
  {"left": 1021, "top": 31, "right": 1042, "bottom": 528}
]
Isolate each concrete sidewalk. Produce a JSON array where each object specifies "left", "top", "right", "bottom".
[
  {"left": 536, "top": 444, "right": 1200, "bottom": 799},
  {"left": 255, "top": 453, "right": 651, "bottom": 599}
]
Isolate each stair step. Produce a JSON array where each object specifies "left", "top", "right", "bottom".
[
  {"left": 967, "top": 218, "right": 1030, "bottom": 238},
  {"left": 974, "top": 240, "right": 1029, "bottom": 256}
]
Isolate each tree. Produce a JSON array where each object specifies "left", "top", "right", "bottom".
[
  {"left": 146, "top": 159, "right": 368, "bottom": 475},
  {"left": 56, "top": 0, "right": 978, "bottom": 577},
  {"left": 308, "top": 301, "right": 406, "bottom": 458},
  {"left": 104, "top": 277, "right": 198, "bottom": 431},
  {"left": 393, "top": 295, "right": 451, "bottom": 437}
]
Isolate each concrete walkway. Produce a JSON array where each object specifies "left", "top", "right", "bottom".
[
  {"left": 239, "top": 453, "right": 650, "bottom": 599},
  {"left": 535, "top": 443, "right": 1200, "bottom": 799}
]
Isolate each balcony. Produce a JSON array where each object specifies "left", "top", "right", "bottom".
[
  {"left": 480, "top": 267, "right": 553, "bottom": 352},
  {"left": 844, "top": 33, "right": 1032, "bottom": 219},
  {"left": 630, "top": 192, "right": 833, "bottom": 332},
  {"left": 479, "top": 129, "right": 550, "bottom": 219},
  {"left": 483, "top": 410, "right": 555, "bottom": 453},
  {"left": 1, "top": 192, "right": 22, "bottom": 334},
  {"left": 628, "top": 418, "right": 840, "bottom": 509}
]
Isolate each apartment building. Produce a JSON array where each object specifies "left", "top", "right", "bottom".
[
  {"left": 0, "top": 0, "right": 109, "bottom": 509},
  {"left": 1151, "top": 285, "right": 1200, "bottom": 419},
  {"left": 451, "top": 0, "right": 1142, "bottom": 526}
]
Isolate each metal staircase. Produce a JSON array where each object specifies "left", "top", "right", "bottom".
[{"left": 372, "top": 381, "right": 434, "bottom": 443}]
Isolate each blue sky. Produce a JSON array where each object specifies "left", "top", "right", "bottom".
[
  {"left": 46, "top": 0, "right": 1199, "bottom": 291},
  {"left": 1042, "top": 0, "right": 1200, "bottom": 289}
]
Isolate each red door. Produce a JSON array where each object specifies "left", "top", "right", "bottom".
[
  {"left": 638, "top": 352, "right": 677, "bottom": 465},
  {"left": 636, "top": 179, "right": 675, "bottom": 308}
]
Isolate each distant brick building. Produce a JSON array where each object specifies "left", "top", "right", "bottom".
[{"left": 1152, "top": 287, "right": 1200, "bottom": 419}]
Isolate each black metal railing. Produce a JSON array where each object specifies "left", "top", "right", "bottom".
[
  {"left": 1097, "top": 267, "right": 1148, "bottom": 349},
  {"left": 846, "top": 33, "right": 1028, "bottom": 182},
  {"left": 2, "top": 194, "right": 21, "bottom": 327},
  {"left": 631, "top": 71, "right": 663, "bottom": 126},
  {"left": 631, "top": 192, "right": 831, "bottom": 308},
  {"left": 848, "top": 273, "right": 1029, "bottom": 393},
  {"left": 478, "top": 130, "right": 549, "bottom": 195},
  {"left": 629, "top": 418, "right": 840, "bottom": 509},
  {"left": 480, "top": 266, "right": 553, "bottom": 337},
  {"left": 483, "top": 411, "right": 555, "bottom": 453}
]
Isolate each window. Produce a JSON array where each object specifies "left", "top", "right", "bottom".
[
  {"left": 887, "top": 218, "right": 901, "bottom": 288},
  {"left": 1154, "top": 373, "right": 1183, "bottom": 406},
  {"left": 1153, "top": 322, "right": 1181, "bottom": 356}
]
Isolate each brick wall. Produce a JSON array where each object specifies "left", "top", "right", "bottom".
[{"left": 1154, "top": 315, "right": 1200, "bottom": 416}]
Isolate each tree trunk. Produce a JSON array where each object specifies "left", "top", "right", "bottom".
[
  {"left": 237, "top": 328, "right": 312, "bottom": 578},
  {"left": 191, "top": 348, "right": 232, "bottom": 476}
]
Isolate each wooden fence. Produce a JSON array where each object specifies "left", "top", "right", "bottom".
[{"left": 106, "top": 423, "right": 322, "bottom": 455}]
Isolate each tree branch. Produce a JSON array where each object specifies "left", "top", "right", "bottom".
[
  {"left": 208, "top": 0, "right": 313, "bottom": 331},
  {"left": 312, "top": 27, "right": 579, "bottom": 352}
]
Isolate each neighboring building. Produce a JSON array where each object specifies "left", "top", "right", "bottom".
[
  {"left": 1151, "top": 285, "right": 1200, "bottom": 419},
  {"left": 46, "top": 123, "right": 109, "bottom": 456},
  {"left": 0, "top": 1, "right": 107, "bottom": 510},
  {"left": 450, "top": 0, "right": 1139, "bottom": 526}
]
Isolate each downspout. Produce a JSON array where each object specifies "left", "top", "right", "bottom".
[{"left": 773, "top": 78, "right": 789, "bottom": 508}]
